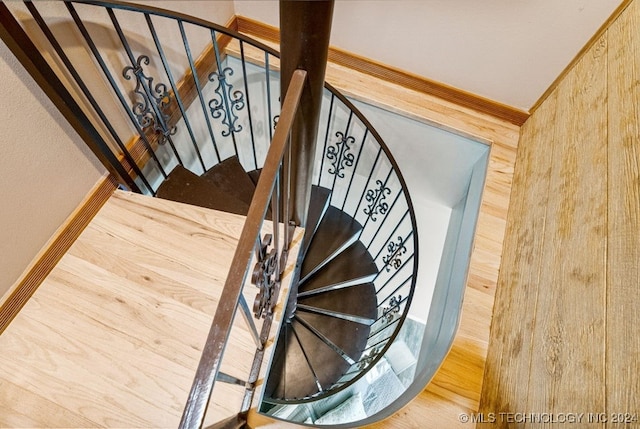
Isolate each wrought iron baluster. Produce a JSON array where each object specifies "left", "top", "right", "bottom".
[
  {"left": 374, "top": 210, "right": 410, "bottom": 261},
  {"left": 108, "top": 9, "right": 182, "bottom": 165},
  {"left": 353, "top": 147, "right": 383, "bottom": 225},
  {"left": 341, "top": 128, "right": 368, "bottom": 211},
  {"left": 145, "top": 13, "right": 206, "bottom": 173},
  {"left": 317, "top": 92, "right": 335, "bottom": 186},
  {"left": 26, "top": 1, "right": 150, "bottom": 194},
  {"left": 66, "top": 3, "right": 168, "bottom": 179},
  {"left": 364, "top": 189, "right": 404, "bottom": 250},
  {"left": 178, "top": 19, "right": 221, "bottom": 164},
  {"left": 265, "top": 52, "right": 274, "bottom": 143},
  {"left": 239, "top": 41, "right": 259, "bottom": 171},
  {"left": 208, "top": 29, "right": 243, "bottom": 157},
  {"left": 327, "top": 111, "right": 355, "bottom": 201}
]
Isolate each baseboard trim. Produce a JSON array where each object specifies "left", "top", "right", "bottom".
[
  {"left": 235, "top": 16, "right": 529, "bottom": 126},
  {"left": 0, "top": 174, "right": 118, "bottom": 334}
]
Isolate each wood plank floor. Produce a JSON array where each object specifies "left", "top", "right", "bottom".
[
  {"left": 0, "top": 190, "right": 303, "bottom": 428},
  {"left": 480, "top": 1, "right": 640, "bottom": 427}
]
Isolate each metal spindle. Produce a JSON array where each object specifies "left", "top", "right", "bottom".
[
  {"left": 239, "top": 41, "right": 259, "bottom": 171},
  {"left": 145, "top": 13, "right": 206, "bottom": 173},
  {"left": 329, "top": 110, "right": 354, "bottom": 200},
  {"left": 26, "top": 1, "right": 151, "bottom": 194},
  {"left": 66, "top": 2, "right": 168, "bottom": 180},
  {"left": 353, "top": 147, "right": 383, "bottom": 217},
  {"left": 364, "top": 189, "right": 404, "bottom": 249},
  {"left": 107, "top": 8, "right": 184, "bottom": 167},
  {"left": 178, "top": 20, "right": 221, "bottom": 164},
  {"left": 340, "top": 128, "right": 368, "bottom": 211},
  {"left": 317, "top": 92, "right": 335, "bottom": 185},
  {"left": 211, "top": 29, "right": 239, "bottom": 159}
]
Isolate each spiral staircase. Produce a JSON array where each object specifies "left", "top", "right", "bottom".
[{"left": 0, "top": 1, "right": 420, "bottom": 427}]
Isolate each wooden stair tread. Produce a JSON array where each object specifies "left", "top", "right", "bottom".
[{"left": 0, "top": 190, "right": 303, "bottom": 427}]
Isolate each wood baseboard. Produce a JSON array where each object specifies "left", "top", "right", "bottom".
[
  {"left": 0, "top": 174, "right": 118, "bottom": 334},
  {"left": 235, "top": 16, "right": 529, "bottom": 126}
]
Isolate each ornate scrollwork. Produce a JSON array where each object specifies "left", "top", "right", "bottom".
[
  {"left": 251, "top": 234, "right": 279, "bottom": 319},
  {"left": 208, "top": 67, "right": 245, "bottom": 137},
  {"left": 364, "top": 180, "right": 391, "bottom": 221},
  {"left": 326, "top": 131, "right": 355, "bottom": 178},
  {"left": 123, "top": 55, "right": 176, "bottom": 145},
  {"left": 358, "top": 346, "right": 381, "bottom": 370},
  {"left": 382, "top": 295, "right": 402, "bottom": 323},
  {"left": 382, "top": 236, "right": 407, "bottom": 272}
]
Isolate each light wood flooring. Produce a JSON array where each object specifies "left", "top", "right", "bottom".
[{"left": 0, "top": 190, "right": 302, "bottom": 428}]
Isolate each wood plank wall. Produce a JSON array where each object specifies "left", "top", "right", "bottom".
[{"left": 479, "top": 0, "right": 640, "bottom": 426}]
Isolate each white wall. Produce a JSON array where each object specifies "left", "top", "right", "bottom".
[
  {"left": 233, "top": 0, "right": 622, "bottom": 110},
  {"left": 0, "top": 0, "right": 236, "bottom": 300},
  {"left": 0, "top": 38, "right": 104, "bottom": 298}
]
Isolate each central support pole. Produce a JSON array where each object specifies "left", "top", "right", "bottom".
[{"left": 280, "top": 0, "right": 334, "bottom": 228}]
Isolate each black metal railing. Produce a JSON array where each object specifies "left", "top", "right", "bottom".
[
  {"left": 1, "top": 0, "right": 419, "bottom": 425},
  {"left": 180, "top": 69, "right": 306, "bottom": 428}
]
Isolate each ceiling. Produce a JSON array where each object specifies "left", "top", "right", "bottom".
[{"left": 233, "top": 0, "right": 625, "bottom": 111}]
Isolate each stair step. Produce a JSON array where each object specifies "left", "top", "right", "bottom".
[
  {"left": 273, "top": 323, "right": 324, "bottom": 400},
  {"left": 298, "top": 242, "right": 378, "bottom": 296},
  {"left": 247, "top": 169, "right": 262, "bottom": 186},
  {"left": 302, "top": 186, "right": 332, "bottom": 257},
  {"left": 295, "top": 309, "right": 372, "bottom": 363},
  {"left": 156, "top": 165, "right": 250, "bottom": 215},
  {"left": 298, "top": 282, "right": 377, "bottom": 323},
  {"left": 300, "top": 206, "right": 362, "bottom": 281},
  {"left": 290, "top": 318, "right": 353, "bottom": 394},
  {"left": 201, "top": 156, "right": 256, "bottom": 207}
]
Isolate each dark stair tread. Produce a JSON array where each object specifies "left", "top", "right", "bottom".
[
  {"left": 247, "top": 169, "right": 261, "bottom": 186},
  {"left": 298, "top": 282, "right": 377, "bottom": 323},
  {"left": 302, "top": 186, "right": 332, "bottom": 258},
  {"left": 156, "top": 165, "right": 249, "bottom": 215},
  {"left": 300, "top": 206, "right": 362, "bottom": 281},
  {"left": 201, "top": 156, "right": 256, "bottom": 206},
  {"left": 263, "top": 325, "right": 288, "bottom": 400},
  {"left": 290, "top": 318, "right": 353, "bottom": 393},
  {"left": 272, "top": 323, "right": 323, "bottom": 400},
  {"left": 298, "top": 242, "right": 378, "bottom": 295},
  {"left": 295, "top": 309, "right": 372, "bottom": 363}
]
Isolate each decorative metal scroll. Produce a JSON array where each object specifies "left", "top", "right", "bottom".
[
  {"left": 358, "top": 346, "right": 381, "bottom": 370},
  {"left": 382, "top": 295, "right": 402, "bottom": 323},
  {"left": 252, "top": 234, "right": 279, "bottom": 319},
  {"left": 123, "top": 55, "right": 176, "bottom": 144},
  {"left": 364, "top": 179, "right": 391, "bottom": 221},
  {"left": 326, "top": 131, "right": 355, "bottom": 178},
  {"left": 208, "top": 67, "right": 245, "bottom": 137},
  {"left": 382, "top": 236, "right": 407, "bottom": 272}
]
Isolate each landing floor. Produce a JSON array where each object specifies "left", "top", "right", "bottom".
[{"left": 0, "top": 190, "right": 302, "bottom": 428}]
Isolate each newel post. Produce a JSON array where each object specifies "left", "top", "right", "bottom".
[{"left": 279, "top": 0, "right": 334, "bottom": 227}]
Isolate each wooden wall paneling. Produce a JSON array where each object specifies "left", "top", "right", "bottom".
[
  {"left": 525, "top": 37, "right": 608, "bottom": 420},
  {"left": 606, "top": 0, "right": 640, "bottom": 423},
  {"left": 477, "top": 87, "right": 558, "bottom": 426}
]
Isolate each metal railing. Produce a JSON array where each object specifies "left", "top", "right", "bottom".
[
  {"left": 1, "top": 0, "right": 419, "bottom": 425},
  {"left": 180, "top": 69, "right": 306, "bottom": 428}
]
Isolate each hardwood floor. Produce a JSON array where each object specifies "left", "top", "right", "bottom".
[{"left": 0, "top": 190, "right": 302, "bottom": 428}]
